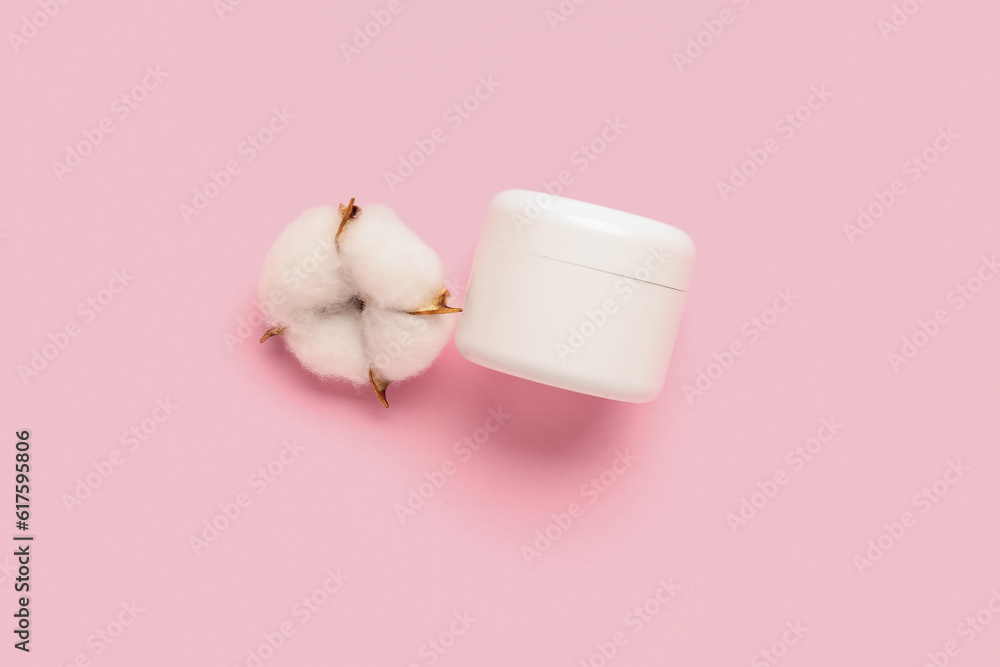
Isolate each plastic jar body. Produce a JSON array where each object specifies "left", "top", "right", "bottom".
[{"left": 455, "top": 190, "right": 695, "bottom": 403}]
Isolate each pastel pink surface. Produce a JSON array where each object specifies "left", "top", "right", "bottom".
[{"left": 2, "top": 0, "right": 999, "bottom": 665}]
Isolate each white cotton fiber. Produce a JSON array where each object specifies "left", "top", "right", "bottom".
[
  {"left": 282, "top": 308, "right": 370, "bottom": 385},
  {"left": 258, "top": 206, "right": 355, "bottom": 327},
  {"left": 362, "top": 308, "right": 456, "bottom": 382},
  {"left": 336, "top": 204, "right": 445, "bottom": 311},
  {"left": 258, "top": 199, "right": 461, "bottom": 405}
]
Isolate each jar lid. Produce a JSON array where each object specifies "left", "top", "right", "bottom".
[{"left": 479, "top": 189, "right": 696, "bottom": 291}]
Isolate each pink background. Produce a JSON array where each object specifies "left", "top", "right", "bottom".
[{"left": 3, "top": 0, "right": 1000, "bottom": 665}]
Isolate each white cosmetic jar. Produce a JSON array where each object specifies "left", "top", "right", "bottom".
[{"left": 455, "top": 189, "right": 696, "bottom": 403}]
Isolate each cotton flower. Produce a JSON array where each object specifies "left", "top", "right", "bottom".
[{"left": 258, "top": 199, "right": 461, "bottom": 406}]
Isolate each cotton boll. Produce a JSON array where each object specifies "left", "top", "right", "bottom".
[
  {"left": 337, "top": 204, "right": 445, "bottom": 311},
  {"left": 258, "top": 205, "right": 355, "bottom": 326},
  {"left": 282, "top": 308, "right": 370, "bottom": 385},
  {"left": 363, "top": 308, "right": 456, "bottom": 382},
  {"left": 258, "top": 199, "right": 462, "bottom": 406}
]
